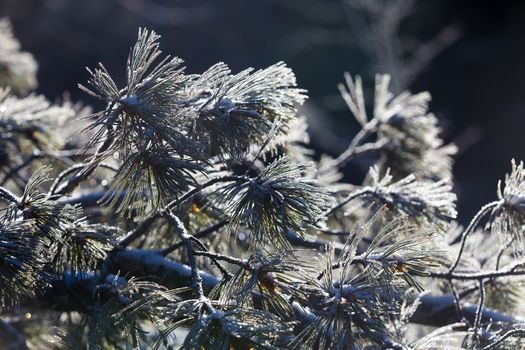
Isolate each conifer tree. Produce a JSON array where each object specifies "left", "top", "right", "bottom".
[{"left": 1, "top": 20, "right": 525, "bottom": 350}]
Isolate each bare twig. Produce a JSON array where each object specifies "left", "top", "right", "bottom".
[
  {"left": 430, "top": 260, "right": 525, "bottom": 281},
  {"left": 482, "top": 328, "right": 525, "bottom": 350},
  {"left": 0, "top": 186, "right": 20, "bottom": 204},
  {"left": 187, "top": 237, "right": 232, "bottom": 279},
  {"left": 448, "top": 200, "right": 502, "bottom": 272},
  {"left": 473, "top": 279, "right": 486, "bottom": 337},
  {"left": 160, "top": 220, "right": 229, "bottom": 255},
  {"left": 324, "top": 186, "right": 374, "bottom": 217},
  {"left": 119, "top": 174, "right": 245, "bottom": 248},
  {"left": 194, "top": 250, "right": 250, "bottom": 270},
  {"left": 326, "top": 119, "right": 379, "bottom": 170},
  {"left": 52, "top": 136, "right": 114, "bottom": 196},
  {"left": 165, "top": 175, "right": 249, "bottom": 211},
  {"left": 166, "top": 212, "right": 204, "bottom": 299}
]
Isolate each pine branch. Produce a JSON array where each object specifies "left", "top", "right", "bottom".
[
  {"left": 328, "top": 119, "right": 379, "bottom": 169},
  {"left": 164, "top": 175, "right": 249, "bottom": 211},
  {"left": 0, "top": 185, "right": 20, "bottom": 204},
  {"left": 165, "top": 212, "right": 205, "bottom": 299},
  {"left": 64, "top": 190, "right": 122, "bottom": 207},
  {"left": 194, "top": 251, "right": 250, "bottom": 270},
  {"left": 52, "top": 137, "right": 114, "bottom": 196},
  {"left": 430, "top": 260, "right": 525, "bottom": 280},
  {"left": 324, "top": 186, "right": 373, "bottom": 217},
  {"left": 30, "top": 251, "right": 523, "bottom": 330},
  {"left": 49, "top": 162, "right": 118, "bottom": 195},
  {"left": 118, "top": 215, "right": 160, "bottom": 248},
  {"left": 449, "top": 200, "right": 502, "bottom": 272},
  {"left": 4, "top": 23, "right": 525, "bottom": 350},
  {"left": 482, "top": 328, "right": 525, "bottom": 350},
  {"left": 187, "top": 237, "right": 232, "bottom": 279},
  {"left": 285, "top": 230, "right": 346, "bottom": 253},
  {"left": 473, "top": 279, "right": 486, "bottom": 340},
  {"left": 160, "top": 220, "right": 228, "bottom": 255},
  {"left": 118, "top": 175, "right": 246, "bottom": 248},
  {"left": 108, "top": 249, "right": 219, "bottom": 292}
]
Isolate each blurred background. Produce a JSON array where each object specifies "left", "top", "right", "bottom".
[{"left": 1, "top": 0, "right": 525, "bottom": 224}]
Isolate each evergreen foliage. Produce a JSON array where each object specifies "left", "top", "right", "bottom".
[{"left": 1, "top": 21, "right": 525, "bottom": 350}]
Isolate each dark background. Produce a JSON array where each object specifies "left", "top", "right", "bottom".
[{"left": 2, "top": 0, "right": 525, "bottom": 224}]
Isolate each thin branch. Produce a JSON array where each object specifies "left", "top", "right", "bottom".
[
  {"left": 321, "top": 138, "right": 387, "bottom": 173},
  {"left": 88, "top": 300, "right": 102, "bottom": 350},
  {"left": 164, "top": 175, "right": 249, "bottom": 211},
  {"left": 448, "top": 200, "right": 502, "bottom": 272},
  {"left": 285, "top": 231, "right": 345, "bottom": 253},
  {"left": 448, "top": 280, "right": 465, "bottom": 323},
  {"left": 119, "top": 175, "right": 240, "bottom": 248},
  {"left": 318, "top": 227, "right": 356, "bottom": 237},
  {"left": 108, "top": 249, "right": 219, "bottom": 292},
  {"left": 430, "top": 260, "right": 525, "bottom": 280},
  {"left": 1, "top": 153, "right": 40, "bottom": 186},
  {"left": 410, "top": 293, "right": 519, "bottom": 326},
  {"left": 0, "top": 149, "right": 88, "bottom": 186},
  {"left": 63, "top": 190, "right": 121, "bottom": 207},
  {"left": 482, "top": 328, "right": 525, "bottom": 350},
  {"left": 187, "top": 237, "right": 232, "bottom": 279},
  {"left": 166, "top": 212, "right": 205, "bottom": 299},
  {"left": 0, "top": 186, "right": 20, "bottom": 204},
  {"left": 328, "top": 119, "right": 378, "bottom": 169},
  {"left": 473, "top": 279, "right": 485, "bottom": 336},
  {"left": 34, "top": 256, "right": 522, "bottom": 329},
  {"left": 49, "top": 163, "right": 85, "bottom": 194},
  {"left": 118, "top": 214, "right": 161, "bottom": 248},
  {"left": 194, "top": 250, "right": 250, "bottom": 270},
  {"left": 324, "top": 186, "right": 374, "bottom": 217},
  {"left": 52, "top": 136, "right": 113, "bottom": 196},
  {"left": 50, "top": 162, "right": 118, "bottom": 195},
  {"left": 160, "top": 220, "right": 229, "bottom": 255},
  {"left": 496, "top": 239, "right": 514, "bottom": 271}
]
